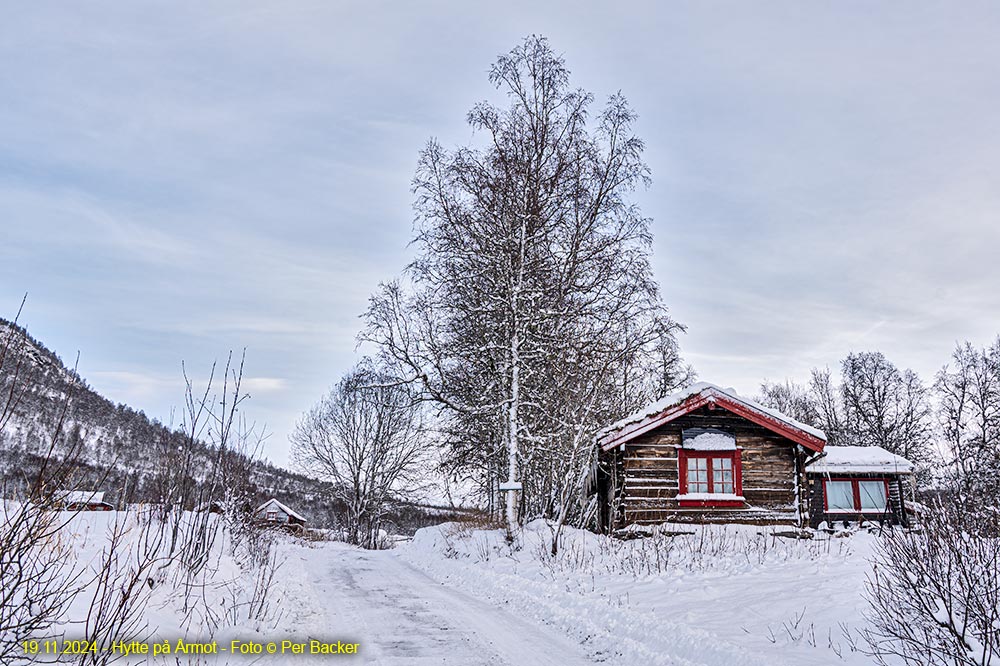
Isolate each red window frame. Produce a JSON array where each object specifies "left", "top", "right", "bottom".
[
  {"left": 822, "top": 478, "right": 891, "bottom": 513},
  {"left": 677, "top": 449, "right": 744, "bottom": 507}
]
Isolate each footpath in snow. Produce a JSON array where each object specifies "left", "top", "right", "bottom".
[{"left": 284, "top": 540, "right": 595, "bottom": 665}]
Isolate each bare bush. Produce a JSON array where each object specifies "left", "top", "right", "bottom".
[
  {"left": 78, "top": 510, "right": 163, "bottom": 665},
  {"left": 161, "top": 352, "right": 282, "bottom": 637},
  {"left": 0, "top": 497, "right": 87, "bottom": 662},
  {"left": 0, "top": 305, "right": 115, "bottom": 661},
  {"left": 865, "top": 499, "right": 1000, "bottom": 665},
  {"left": 526, "top": 523, "right": 849, "bottom": 580}
]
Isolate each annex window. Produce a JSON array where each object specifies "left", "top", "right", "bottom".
[
  {"left": 824, "top": 478, "right": 889, "bottom": 513},
  {"left": 677, "top": 448, "right": 743, "bottom": 506}
]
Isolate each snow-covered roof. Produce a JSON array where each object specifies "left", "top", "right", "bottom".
[
  {"left": 56, "top": 490, "right": 106, "bottom": 504},
  {"left": 806, "top": 446, "right": 914, "bottom": 474},
  {"left": 256, "top": 498, "right": 307, "bottom": 523},
  {"left": 598, "top": 382, "right": 827, "bottom": 451}
]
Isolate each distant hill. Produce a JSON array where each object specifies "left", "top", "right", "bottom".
[
  {"left": 0, "top": 318, "right": 477, "bottom": 533},
  {"left": 0, "top": 317, "right": 346, "bottom": 525}
]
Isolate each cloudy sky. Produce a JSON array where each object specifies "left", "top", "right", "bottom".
[{"left": 2, "top": 2, "right": 998, "bottom": 468}]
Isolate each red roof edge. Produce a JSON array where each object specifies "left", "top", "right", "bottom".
[{"left": 599, "top": 392, "right": 825, "bottom": 453}]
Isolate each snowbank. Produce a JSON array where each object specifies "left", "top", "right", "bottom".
[
  {"left": 5, "top": 508, "right": 318, "bottom": 662},
  {"left": 400, "top": 520, "right": 886, "bottom": 666}
]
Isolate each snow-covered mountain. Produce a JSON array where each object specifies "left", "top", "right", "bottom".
[{"left": 0, "top": 318, "right": 338, "bottom": 522}]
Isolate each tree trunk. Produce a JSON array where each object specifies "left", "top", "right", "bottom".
[{"left": 505, "top": 329, "right": 520, "bottom": 536}]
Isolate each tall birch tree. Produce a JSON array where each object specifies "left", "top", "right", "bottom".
[{"left": 363, "top": 36, "right": 687, "bottom": 534}]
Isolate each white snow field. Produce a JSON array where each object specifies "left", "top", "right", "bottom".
[
  {"left": 283, "top": 540, "right": 594, "bottom": 665},
  {"left": 391, "top": 520, "right": 889, "bottom": 666},
  {"left": 17, "top": 511, "right": 896, "bottom": 665}
]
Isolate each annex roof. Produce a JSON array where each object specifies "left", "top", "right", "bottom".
[
  {"left": 598, "top": 382, "right": 827, "bottom": 453},
  {"left": 256, "top": 498, "right": 307, "bottom": 523},
  {"left": 806, "top": 446, "right": 914, "bottom": 474}
]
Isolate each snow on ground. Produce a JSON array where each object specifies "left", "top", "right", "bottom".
[
  {"left": 396, "top": 520, "right": 889, "bottom": 666},
  {"left": 18, "top": 511, "right": 895, "bottom": 665},
  {"left": 284, "top": 540, "right": 594, "bottom": 665},
  {"left": 9, "top": 508, "right": 318, "bottom": 664}
]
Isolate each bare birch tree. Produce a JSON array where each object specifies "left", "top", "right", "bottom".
[
  {"left": 935, "top": 339, "right": 1000, "bottom": 490},
  {"left": 362, "top": 35, "right": 687, "bottom": 535},
  {"left": 840, "top": 351, "right": 934, "bottom": 462},
  {"left": 291, "top": 361, "right": 427, "bottom": 549}
]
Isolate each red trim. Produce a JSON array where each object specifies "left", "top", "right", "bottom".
[
  {"left": 679, "top": 499, "right": 745, "bottom": 508},
  {"left": 600, "top": 390, "right": 825, "bottom": 453},
  {"left": 822, "top": 477, "right": 891, "bottom": 513},
  {"left": 677, "top": 449, "right": 744, "bottom": 507},
  {"left": 735, "top": 450, "right": 743, "bottom": 493},
  {"left": 712, "top": 396, "right": 826, "bottom": 453},
  {"left": 599, "top": 394, "right": 714, "bottom": 450}
]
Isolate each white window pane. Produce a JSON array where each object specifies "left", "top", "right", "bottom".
[
  {"left": 717, "top": 458, "right": 732, "bottom": 471},
  {"left": 827, "top": 481, "right": 855, "bottom": 511},
  {"left": 687, "top": 459, "right": 705, "bottom": 476},
  {"left": 859, "top": 481, "right": 887, "bottom": 511},
  {"left": 687, "top": 457, "right": 708, "bottom": 492}
]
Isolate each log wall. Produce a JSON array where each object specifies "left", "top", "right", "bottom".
[{"left": 610, "top": 405, "right": 805, "bottom": 527}]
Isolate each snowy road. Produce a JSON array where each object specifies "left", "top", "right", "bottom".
[{"left": 286, "top": 542, "right": 594, "bottom": 665}]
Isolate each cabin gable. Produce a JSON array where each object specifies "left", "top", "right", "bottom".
[
  {"left": 254, "top": 498, "right": 307, "bottom": 528},
  {"left": 610, "top": 405, "right": 806, "bottom": 527}
]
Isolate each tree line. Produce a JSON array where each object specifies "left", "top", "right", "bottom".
[{"left": 757, "top": 341, "right": 1000, "bottom": 492}]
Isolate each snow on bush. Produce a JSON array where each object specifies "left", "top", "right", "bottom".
[
  {"left": 866, "top": 500, "right": 1000, "bottom": 665},
  {"left": 1, "top": 505, "right": 310, "bottom": 664}
]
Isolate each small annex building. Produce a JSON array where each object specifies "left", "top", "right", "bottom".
[
  {"left": 593, "top": 382, "right": 917, "bottom": 531},
  {"left": 254, "top": 498, "right": 307, "bottom": 530},
  {"left": 806, "top": 446, "right": 913, "bottom": 528}
]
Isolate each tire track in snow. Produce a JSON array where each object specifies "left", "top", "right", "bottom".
[{"left": 288, "top": 542, "right": 595, "bottom": 665}]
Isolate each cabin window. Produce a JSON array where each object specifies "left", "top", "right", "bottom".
[
  {"left": 826, "top": 481, "right": 855, "bottom": 511},
  {"left": 266, "top": 510, "right": 278, "bottom": 521},
  {"left": 824, "top": 478, "right": 889, "bottom": 513},
  {"left": 859, "top": 481, "right": 888, "bottom": 511},
  {"left": 677, "top": 449, "right": 743, "bottom": 505}
]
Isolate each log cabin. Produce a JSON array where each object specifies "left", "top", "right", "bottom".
[
  {"left": 593, "top": 383, "right": 916, "bottom": 531},
  {"left": 594, "top": 382, "right": 825, "bottom": 530}
]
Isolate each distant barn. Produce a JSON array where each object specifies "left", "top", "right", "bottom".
[
  {"left": 254, "top": 498, "right": 307, "bottom": 530},
  {"left": 55, "top": 490, "right": 113, "bottom": 512}
]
